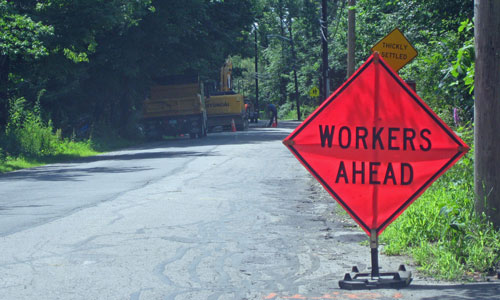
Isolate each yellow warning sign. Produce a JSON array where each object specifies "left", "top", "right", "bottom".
[
  {"left": 309, "top": 86, "right": 320, "bottom": 98},
  {"left": 371, "top": 28, "right": 418, "bottom": 72}
]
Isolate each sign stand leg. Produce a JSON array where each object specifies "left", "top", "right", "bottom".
[
  {"left": 370, "top": 230, "right": 379, "bottom": 278},
  {"left": 338, "top": 230, "right": 413, "bottom": 290}
]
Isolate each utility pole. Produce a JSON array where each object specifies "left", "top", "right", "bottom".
[
  {"left": 474, "top": 0, "right": 500, "bottom": 228},
  {"left": 321, "top": 0, "right": 329, "bottom": 101},
  {"left": 347, "top": 0, "right": 356, "bottom": 78},
  {"left": 254, "top": 24, "right": 259, "bottom": 118}
]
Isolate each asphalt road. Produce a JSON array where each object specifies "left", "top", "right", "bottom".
[{"left": 0, "top": 121, "right": 499, "bottom": 300}]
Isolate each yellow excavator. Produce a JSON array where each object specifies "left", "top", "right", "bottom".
[{"left": 205, "top": 57, "right": 248, "bottom": 131}]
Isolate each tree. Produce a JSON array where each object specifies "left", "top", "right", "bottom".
[
  {"left": 474, "top": 0, "right": 500, "bottom": 228},
  {"left": 0, "top": 0, "right": 53, "bottom": 126}
]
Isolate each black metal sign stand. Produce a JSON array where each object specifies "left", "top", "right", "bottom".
[{"left": 338, "top": 230, "right": 412, "bottom": 290}]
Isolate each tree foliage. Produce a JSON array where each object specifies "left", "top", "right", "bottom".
[{"left": 229, "top": 0, "right": 473, "bottom": 123}]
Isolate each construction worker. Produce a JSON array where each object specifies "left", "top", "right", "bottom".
[{"left": 267, "top": 103, "right": 277, "bottom": 127}]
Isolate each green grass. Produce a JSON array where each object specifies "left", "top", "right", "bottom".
[
  {"left": 380, "top": 129, "right": 500, "bottom": 281},
  {"left": 0, "top": 156, "right": 46, "bottom": 173},
  {"left": 0, "top": 135, "right": 142, "bottom": 173},
  {"left": 0, "top": 140, "right": 98, "bottom": 173}
]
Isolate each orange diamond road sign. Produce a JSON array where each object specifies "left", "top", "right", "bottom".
[
  {"left": 371, "top": 28, "right": 418, "bottom": 72},
  {"left": 283, "top": 53, "right": 468, "bottom": 237}
]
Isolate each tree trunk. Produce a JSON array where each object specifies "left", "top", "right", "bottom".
[
  {"left": 254, "top": 25, "right": 259, "bottom": 114},
  {"left": 277, "top": 0, "right": 288, "bottom": 105},
  {"left": 474, "top": 0, "right": 500, "bottom": 228},
  {"left": 0, "top": 56, "right": 9, "bottom": 128},
  {"left": 321, "top": 0, "right": 329, "bottom": 100}
]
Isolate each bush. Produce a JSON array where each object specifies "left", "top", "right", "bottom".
[
  {"left": 0, "top": 147, "right": 5, "bottom": 162},
  {"left": 2, "top": 97, "right": 61, "bottom": 158}
]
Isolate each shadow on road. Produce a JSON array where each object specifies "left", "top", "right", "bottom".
[
  {"left": 77, "top": 150, "right": 219, "bottom": 163},
  {"left": 0, "top": 151, "right": 217, "bottom": 182},
  {"left": 0, "top": 166, "right": 153, "bottom": 182}
]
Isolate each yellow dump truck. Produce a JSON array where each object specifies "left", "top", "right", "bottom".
[
  {"left": 205, "top": 57, "right": 248, "bottom": 131},
  {"left": 141, "top": 77, "right": 207, "bottom": 139}
]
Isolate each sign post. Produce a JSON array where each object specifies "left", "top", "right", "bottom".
[{"left": 283, "top": 53, "right": 469, "bottom": 289}]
